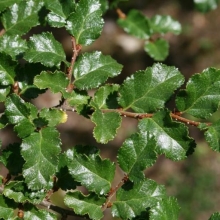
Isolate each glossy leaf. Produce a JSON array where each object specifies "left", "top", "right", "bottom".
[
  {"left": 24, "top": 32, "right": 67, "bottom": 68},
  {"left": 91, "top": 110, "right": 122, "bottom": 143},
  {"left": 112, "top": 179, "right": 167, "bottom": 219},
  {"left": 118, "top": 133, "right": 157, "bottom": 182},
  {"left": 1, "top": 0, "right": 44, "bottom": 35},
  {"left": 73, "top": 51, "right": 122, "bottom": 89},
  {"left": 149, "top": 15, "right": 181, "bottom": 35},
  {"left": 209, "top": 212, "right": 220, "bottom": 220},
  {"left": 176, "top": 68, "right": 220, "bottom": 119},
  {"left": 194, "top": 0, "right": 219, "bottom": 12},
  {"left": 64, "top": 191, "right": 105, "bottom": 220},
  {"left": 144, "top": 38, "right": 169, "bottom": 61},
  {"left": 0, "top": 0, "right": 22, "bottom": 12},
  {"left": 117, "top": 9, "right": 151, "bottom": 39},
  {"left": 119, "top": 63, "right": 184, "bottom": 113},
  {"left": 21, "top": 127, "right": 61, "bottom": 190},
  {"left": 66, "top": 145, "right": 115, "bottom": 195},
  {"left": 66, "top": 0, "right": 104, "bottom": 45},
  {"left": 0, "top": 195, "right": 16, "bottom": 219},
  {"left": 138, "top": 110, "right": 195, "bottom": 161}
]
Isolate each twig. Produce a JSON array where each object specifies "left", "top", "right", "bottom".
[
  {"left": 116, "top": 8, "right": 126, "bottom": 19},
  {"left": 0, "top": 29, "right": 5, "bottom": 37}
]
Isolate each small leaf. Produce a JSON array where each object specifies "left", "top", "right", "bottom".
[
  {"left": 176, "top": 67, "right": 220, "bottom": 119},
  {"left": 119, "top": 63, "right": 184, "bottom": 113},
  {"left": 74, "top": 51, "right": 122, "bottom": 89},
  {"left": 24, "top": 32, "right": 67, "bottom": 68},
  {"left": 138, "top": 110, "right": 195, "bottom": 161},
  {"left": 14, "top": 119, "right": 36, "bottom": 138},
  {"left": 0, "top": 0, "right": 22, "bottom": 13},
  {"left": 91, "top": 110, "right": 122, "bottom": 144},
  {"left": 34, "top": 70, "right": 69, "bottom": 93},
  {"left": 0, "top": 86, "right": 10, "bottom": 102},
  {"left": 21, "top": 127, "right": 61, "bottom": 190},
  {"left": 46, "top": 13, "right": 66, "bottom": 28},
  {"left": 149, "top": 15, "right": 181, "bottom": 35},
  {"left": 1, "top": 0, "right": 44, "bottom": 35},
  {"left": 194, "top": 0, "right": 219, "bottom": 12},
  {"left": 117, "top": 9, "right": 151, "bottom": 39},
  {"left": 66, "top": 0, "right": 104, "bottom": 45},
  {"left": 0, "top": 113, "right": 8, "bottom": 129},
  {"left": 118, "top": 133, "right": 157, "bottom": 182},
  {"left": 64, "top": 191, "right": 105, "bottom": 220},
  {"left": 66, "top": 145, "right": 115, "bottom": 195},
  {"left": 209, "top": 212, "right": 220, "bottom": 220},
  {"left": 0, "top": 195, "right": 16, "bottom": 219},
  {"left": 144, "top": 38, "right": 169, "bottom": 61}
]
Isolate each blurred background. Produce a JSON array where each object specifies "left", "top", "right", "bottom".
[{"left": 1, "top": 0, "right": 220, "bottom": 219}]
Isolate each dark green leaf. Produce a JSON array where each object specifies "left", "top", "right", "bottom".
[
  {"left": 118, "top": 133, "right": 157, "bottom": 182},
  {"left": 74, "top": 51, "right": 122, "bottom": 89},
  {"left": 91, "top": 110, "right": 122, "bottom": 143},
  {"left": 14, "top": 119, "right": 35, "bottom": 138},
  {"left": 119, "top": 63, "right": 184, "bottom": 113},
  {"left": 0, "top": 86, "right": 10, "bottom": 102},
  {"left": 100, "top": 0, "right": 109, "bottom": 13},
  {"left": 66, "top": 0, "right": 104, "bottom": 45},
  {"left": 194, "top": 0, "right": 219, "bottom": 12},
  {"left": 138, "top": 110, "right": 195, "bottom": 161},
  {"left": 24, "top": 32, "right": 67, "bottom": 68},
  {"left": 117, "top": 9, "right": 151, "bottom": 39},
  {"left": 0, "top": 195, "right": 16, "bottom": 219},
  {"left": 110, "top": 0, "right": 129, "bottom": 9},
  {"left": 149, "top": 15, "right": 181, "bottom": 35},
  {"left": 209, "top": 212, "right": 220, "bottom": 220},
  {"left": 144, "top": 38, "right": 169, "bottom": 61},
  {"left": 0, "top": 113, "right": 8, "bottom": 129},
  {"left": 64, "top": 191, "right": 105, "bottom": 220},
  {"left": 1, "top": 0, "right": 44, "bottom": 35},
  {"left": 46, "top": 13, "right": 66, "bottom": 28},
  {"left": 66, "top": 145, "right": 115, "bottom": 194},
  {"left": 21, "top": 127, "right": 61, "bottom": 190},
  {"left": 176, "top": 68, "right": 220, "bottom": 119},
  {"left": 0, "top": 0, "right": 22, "bottom": 13}
]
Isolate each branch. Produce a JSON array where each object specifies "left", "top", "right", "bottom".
[{"left": 0, "top": 29, "right": 5, "bottom": 37}]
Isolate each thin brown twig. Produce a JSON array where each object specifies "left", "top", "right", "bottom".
[
  {"left": 116, "top": 8, "right": 126, "bottom": 19},
  {"left": 0, "top": 29, "right": 5, "bottom": 37}
]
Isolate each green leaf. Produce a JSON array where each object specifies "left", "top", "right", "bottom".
[
  {"left": 0, "top": 86, "right": 10, "bottom": 102},
  {"left": 3, "top": 180, "right": 46, "bottom": 204},
  {"left": 176, "top": 68, "right": 220, "bottom": 119},
  {"left": 144, "top": 38, "right": 169, "bottom": 61},
  {"left": 34, "top": 70, "right": 69, "bottom": 93},
  {"left": 91, "top": 84, "right": 120, "bottom": 109},
  {"left": 65, "top": 90, "right": 90, "bottom": 107},
  {"left": 0, "top": 35, "right": 27, "bottom": 60},
  {"left": 209, "top": 212, "right": 220, "bottom": 220},
  {"left": 149, "top": 15, "right": 181, "bottom": 35},
  {"left": 21, "top": 127, "right": 61, "bottom": 190},
  {"left": 194, "top": 0, "right": 219, "bottom": 12},
  {"left": 110, "top": 0, "right": 129, "bottom": 9},
  {"left": 91, "top": 110, "right": 122, "bottom": 143},
  {"left": 1, "top": 0, "right": 44, "bottom": 35},
  {"left": 0, "top": 195, "right": 16, "bottom": 219},
  {"left": 39, "top": 108, "right": 68, "bottom": 126},
  {"left": 64, "top": 191, "right": 105, "bottom": 220},
  {"left": 14, "top": 119, "right": 36, "bottom": 138},
  {"left": 0, "top": 0, "right": 22, "bottom": 13},
  {"left": 118, "top": 63, "right": 184, "bottom": 113},
  {"left": 111, "top": 179, "right": 166, "bottom": 219},
  {"left": 5, "top": 94, "right": 30, "bottom": 124},
  {"left": 138, "top": 110, "right": 195, "bottom": 161},
  {"left": 66, "top": 145, "right": 115, "bottom": 194},
  {"left": 117, "top": 9, "right": 151, "bottom": 39},
  {"left": 24, "top": 32, "right": 67, "bottom": 68},
  {"left": 66, "top": 0, "right": 104, "bottom": 45},
  {"left": 150, "top": 197, "right": 180, "bottom": 220},
  {"left": 74, "top": 51, "right": 123, "bottom": 89},
  {"left": 0, "top": 143, "right": 24, "bottom": 175},
  {"left": 0, "top": 53, "right": 17, "bottom": 86},
  {"left": 46, "top": 12, "right": 66, "bottom": 28},
  {"left": 0, "top": 113, "right": 8, "bottom": 129},
  {"left": 118, "top": 133, "right": 157, "bottom": 182}
]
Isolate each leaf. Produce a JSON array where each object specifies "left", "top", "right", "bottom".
[
  {"left": 46, "top": 12, "right": 66, "bottom": 28},
  {"left": 176, "top": 68, "right": 220, "bottom": 119},
  {"left": 66, "top": 0, "right": 104, "bottom": 45},
  {"left": 0, "top": 53, "right": 17, "bottom": 86},
  {"left": 0, "top": 35, "right": 27, "bottom": 60},
  {"left": 0, "top": 143, "right": 24, "bottom": 175},
  {"left": 111, "top": 179, "right": 166, "bottom": 219},
  {"left": 24, "top": 32, "right": 67, "bottom": 68},
  {"left": 118, "top": 63, "right": 184, "bottom": 113},
  {"left": 21, "top": 127, "right": 61, "bottom": 190},
  {"left": 66, "top": 145, "right": 115, "bottom": 194},
  {"left": 138, "top": 110, "right": 195, "bottom": 161},
  {"left": 1, "top": 0, "right": 44, "bottom": 36},
  {"left": 117, "top": 9, "right": 151, "bottom": 39},
  {"left": 65, "top": 90, "right": 90, "bottom": 107},
  {"left": 0, "top": 86, "right": 10, "bottom": 102},
  {"left": 149, "top": 15, "right": 181, "bottom": 35},
  {"left": 118, "top": 133, "right": 157, "bottom": 182},
  {"left": 150, "top": 197, "right": 180, "bottom": 220},
  {"left": 91, "top": 84, "right": 120, "bottom": 109},
  {"left": 73, "top": 51, "right": 122, "bottom": 90},
  {"left": 0, "top": 0, "right": 22, "bottom": 13},
  {"left": 144, "top": 38, "right": 169, "bottom": 61},
  {"left": 194, "top": 0, "right": 219, "bottom": 12},
  {"left": 14, "top": 119, "right": 36, "bottom": 138},
  {"left": 34, "top": 70, "right": 69, "bottom": 93},
  {"left": 209, "top": 212, "right": 220, "bottom": 220},
  {"left": 0, "top": 195, "right": 16, "bottom": 219},
  {"left": 39, "top": 108, "right": 68, "bottom": 126},
  {"left": 64, "top": 191, "right": 105, "bottom": 220},
  {"left": 0, "top": 113, "right": 8, "bottom": 129},
  {"left": 91, "top": 110, "right": 122, "bottom": 143}
]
